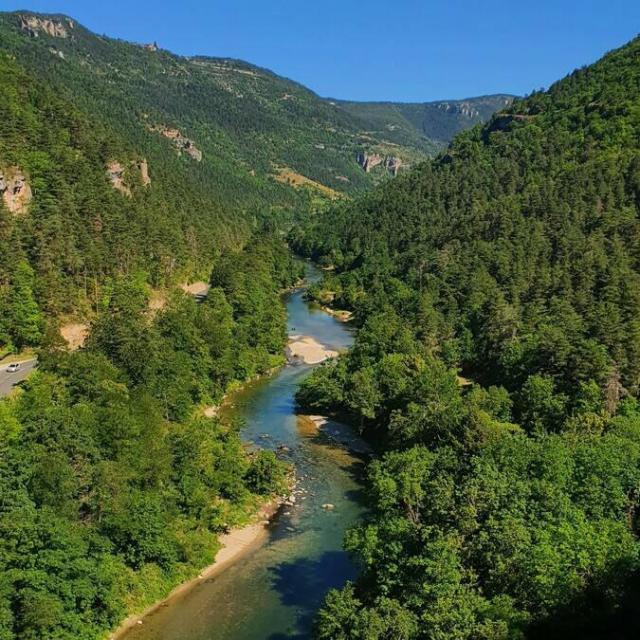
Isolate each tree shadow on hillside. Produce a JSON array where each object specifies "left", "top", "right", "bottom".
[{"left": 527, "top": 562, "right": 640, "bottom": 640}]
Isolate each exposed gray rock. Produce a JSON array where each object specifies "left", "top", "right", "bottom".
[
  {"left": 149, "top": 125, "right": 203, "bottom": 162},
  {"left": 106, "top": 158, "right": 151, "bottom": 196},
  {"left": 20, "top": 15, "right": 73, "bottom": 38},
  {"left": 357, "top": 152, "right": 402, "bottom": 176}
]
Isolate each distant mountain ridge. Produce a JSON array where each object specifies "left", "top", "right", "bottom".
[
  {"left": 336, "top": 94, "right": 515, "bottom": 152},
  {"left": 0, "top": 11, "right": 509, "bottom": 184}
]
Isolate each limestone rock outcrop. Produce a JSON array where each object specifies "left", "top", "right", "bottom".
[
  {"left": 356, "top": 152, "right": 402, "bottom": 176},
  {"left": 60, "top": 323, "right": 88, "bottom": 351},
  {"left": 150, "top": 126, "right": 202, "bottom": 162},
  {"left": 436, "top": 101, "right": 481, "bottom": 119},
  {"left": 106, "top": 159, "right": 151, "bottom": 196},
  {"left": 136, "top": 159, "right": 151, "bottom": 186},
  {"left": 106, "top": 161, "right": 130, "bottom": 196},
  {"left": 357, "top": 152, "right": 384, "bottom": 173},
  {"left": 0, "top": 167, "right": 32, "bottom": 214},
  {"left": 384, "top": 156, "right": 402, "bottom": 176},
  {"left": 20, "top": 15, "right": 73, "bottom": 38},
  {"left": 49, "top": 47, "right": 66, "bottom": 60}
]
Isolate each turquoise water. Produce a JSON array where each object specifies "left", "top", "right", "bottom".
[{"left": 122, "top": 268, "right": 365, "bottom": 640}]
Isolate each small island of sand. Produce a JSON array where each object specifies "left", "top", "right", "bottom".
[{"left": 286, "top": 335, "right": 339, "bottom": 365}]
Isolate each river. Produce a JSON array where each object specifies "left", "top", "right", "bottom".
[{"left": 121, "top": 266, "right": 366, "bottom": 640}]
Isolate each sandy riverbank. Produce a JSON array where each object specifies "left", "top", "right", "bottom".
[
  {"left": 286, "top": 335, "right": 339, "bottom": 365},
  {"left": 203, "top": 404, "right": 219, "bottom": 418},
  {"left": 109, "top": 497, "right": 284, "bottom": 639},
  {"left": 321, "top": 306, "right": 353, "bottom": 322}
]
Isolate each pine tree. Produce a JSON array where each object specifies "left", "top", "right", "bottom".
[{"left": 8, "top": 260, "right": 43, "bottom": 349}]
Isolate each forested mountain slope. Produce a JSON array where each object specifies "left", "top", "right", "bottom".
[
  {"left": 0, "top": 10, "right": 406, "bottom": 195},
  {"left": 0, "top": 45, "right": 295, "bottom": 342},
  {"left": 298, "top": 35, "right": 640, "bottom": 401},
  {"left": 294, "top": 36, "right": 640, "bottom": 639},
  {"left": 0, "top": 11, "right": 382, "bottom": 349},
  {"left": 0, "top": 9, "right": 520, "bottom": 640},
  {"left": 0, "top": 10, "right": 507, "bottom": 350},
  {"left": 0, "top": 9, "right": 445, "bottom": 201},
  {"left": 0, "top": 11, "right": 508, "bottom": 191}
]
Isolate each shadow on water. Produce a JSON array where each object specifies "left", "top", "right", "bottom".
[
  {"left": 343, "top": 487, "right": 366, "bottom": 503},
  {"left": 267, "top": 551, "right": 357, "bottom": 638}
]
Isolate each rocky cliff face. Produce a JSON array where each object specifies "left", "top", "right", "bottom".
[
  {"left": 106, "top": 159, "right": 151, "bottom": 195},
  {"left": 357, "top": 152, "right": 384, "bottom": 172},
  {"left": 434, "top": 96, "right": 513, "bottom": 120},
  {"left": 435, "top": 101, "right": 481, "bottom": 118},
  {"left": 136, "top": 159, "right": 151, "bottom": 186},
  {"left": 150, "top": 126, "right": 203, "bottom": 161},
  {"left": 48, "top": 47, "right": 65, "bottom": 60},
  {"left": 356, "top": 152, "right": 402, "bottom": 176},
  {"left": 20, "top": 15, "right": 73, "bottom": 38},
  {"left": 106, "top": 161, "right": 129, "bottom": 196},
  {"left": 0, "top": 167, "right": 32, "bottom": 214},
  {"left": 384, "top": 156, "right": 402, "bottom": 176}
]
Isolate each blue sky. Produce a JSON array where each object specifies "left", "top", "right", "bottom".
[{"left": 3, "top": 1, "right": 640, "bottom": 101}]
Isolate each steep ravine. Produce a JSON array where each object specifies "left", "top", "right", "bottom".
[{"left": 119, "top": 266, "right": 367, "bottom": 640}]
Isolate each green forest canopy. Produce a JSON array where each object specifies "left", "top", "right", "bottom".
[
  {"left": 0, "top": 237, "right": 298, "bottom": 640},
  {"left": 0, "top": 10, "right": 506, "bottom": 355}
]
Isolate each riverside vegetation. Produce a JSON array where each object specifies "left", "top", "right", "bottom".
[
  {"left": 0, "top": 236, "right": 299, "bottom": 639},
  {"left": 293, "top": 35, "right": 640, "bottom": 639}
]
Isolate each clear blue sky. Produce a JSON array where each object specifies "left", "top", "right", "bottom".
[{"left": 3, "top": 1, "right": 640, "bottom": 101}]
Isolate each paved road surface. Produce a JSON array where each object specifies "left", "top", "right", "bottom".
[{"left": 0, "top": 359, "right": 37, "bottom": 398}]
